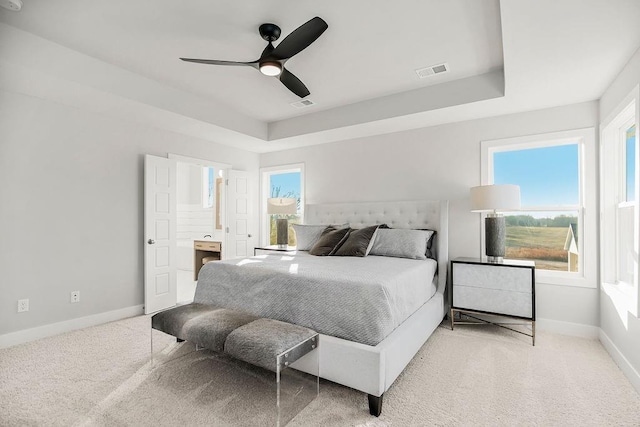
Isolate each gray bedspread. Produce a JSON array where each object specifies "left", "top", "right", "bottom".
[{"left": 194, "top": 252, "right": 437, "bottom": 346}]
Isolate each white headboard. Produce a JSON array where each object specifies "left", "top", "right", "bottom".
[{"left": 305, "top": 200, "right": 449, "bottom": 293}]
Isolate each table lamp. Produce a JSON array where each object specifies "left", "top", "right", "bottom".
[
  {"left": 470, "top": 184, "right": 521, "bottom": 262},
  {"left": 267, "top": 198, "right": 297, "bottom": 248}
]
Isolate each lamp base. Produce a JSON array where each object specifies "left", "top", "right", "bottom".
[
  {"left": 485, "top": 214, "right": 506, "bottom": 261},
  {"left": 276, "top": 218, "right": 289, "bottom": 248}
]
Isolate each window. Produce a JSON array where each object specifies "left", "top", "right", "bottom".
[
  {"left": 601, "top": 98, "right": 638, "bottom": 307},
  {"left": 260, "top": 164, "right": 304, "bottom": 246},
  {"left": 202, "top": 167, "right": 215, "bottom": 208},
  {"left": 482, "top": 128, "right": 596, "bottom": 287},
  {"left": 625, "top": 124, "right": 636, "bottom": 202},
  {"left": 618, "top": 123, "right": 637, "bottom": 285}
]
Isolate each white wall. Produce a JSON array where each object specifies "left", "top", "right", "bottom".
[
  {"left": 599, "top": 46, "right": 640, "bottom": 388},
  {"left": 0, "top": 89, "right": 258, "bottom": 336},
  {"left": 177, "top": 162, "right": 204, "bottom": 206},
  {"left": 260, "top": 101, "right": 600, "bottom": 327}
]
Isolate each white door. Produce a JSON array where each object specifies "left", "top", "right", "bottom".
[
  {"left": 144, "top": 155, "right": 177, "bottom": 314},
  {"left": 226, "top": 170, "right": 257, "bottom": 258}
]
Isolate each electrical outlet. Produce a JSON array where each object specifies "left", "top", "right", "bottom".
[
  {"left": 70, "top": 291, "right": 80, "bottom": 303},
  {"left": 18, "top": 299, "right": 29, "bottom": 312}
]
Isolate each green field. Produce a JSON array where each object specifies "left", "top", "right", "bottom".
[{"left": 505, "top": 226, "right": 569, "bottom": 271}]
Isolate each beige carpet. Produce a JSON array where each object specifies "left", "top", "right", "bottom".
[{"left": 1, "top": 315, "right": 639, "bottom": 426}]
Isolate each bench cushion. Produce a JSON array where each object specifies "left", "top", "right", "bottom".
[
  {"left": 152, "top": 303, "right": 215, "bottom": 339},
  {"left": 152, "top": 304, "right": 259, "bottom": 352},
  {"left": 224, "top": 318, "right": 317, "bottom": 372}
]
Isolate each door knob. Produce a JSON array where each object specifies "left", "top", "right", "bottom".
[
  {"left": 248, "top": 234, "right": 252, "bottom": 238},
  {"left": 147, "top": 239, "right": 155, "bottom": 245}
]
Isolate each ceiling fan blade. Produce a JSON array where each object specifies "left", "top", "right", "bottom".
[
  {"left": 271, "top": 17, "right": 328, "bottom": 60},
  {"left": 279, "top": 68, "right": 310, "bottom": 98},
  {"left": 180, "top": 58, "right": 258, "bottom": 69},
  {"left": 259, "top": 43, "right": 275, "bottom": 60}
]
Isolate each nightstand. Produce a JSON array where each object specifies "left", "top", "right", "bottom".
[
  {"left": 254, "top": 245, "right": 297, "bottom": 256},
  {"left": 450, "top": 257, "right": 536, "bottom": 345}
]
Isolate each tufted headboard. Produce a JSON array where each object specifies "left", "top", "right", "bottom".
[{"left": 305, "top": 200, "right": 449, "bottom": 293}]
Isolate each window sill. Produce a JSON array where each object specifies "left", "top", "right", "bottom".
[
  {"left": 536, "top": 271, "right": 596, "bottom": 288},
  {"left": 602, "top": 281, "right": 639, "bottom": 318}
]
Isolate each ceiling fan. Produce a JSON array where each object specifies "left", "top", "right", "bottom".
[{"left": 180, "top": 16, "right": 328, "bottom": 98}]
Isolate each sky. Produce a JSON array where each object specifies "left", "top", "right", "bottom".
[
  {"left": 627, "top": 125, "right": 636, "bottom": 202},
  {"left": 270, "top": 172, "right": 301, "bottom": 199},
  {"left": 493, "top": 143, "right": 579, "bottom": 207}
]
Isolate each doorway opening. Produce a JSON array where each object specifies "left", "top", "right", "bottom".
[{"left": 172, "top": 155, "right": 229, "bottom": 303}]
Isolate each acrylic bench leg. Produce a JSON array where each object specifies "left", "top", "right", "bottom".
[{"left": 368, "top": 394, "right": 383, "bottom": 417}]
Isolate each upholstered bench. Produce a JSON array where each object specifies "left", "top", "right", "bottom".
[{"left": 151, "top": 303, "right": 319, "bottom": 424}]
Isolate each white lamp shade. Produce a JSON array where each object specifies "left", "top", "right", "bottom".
[
  {"left": 267, "top": 198, "right": 297, "bottom": 215},
  {"left": 470, "top": 184, "right": 521, "bottom": 212}
]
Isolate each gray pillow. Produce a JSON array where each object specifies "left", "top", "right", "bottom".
[
  {"left": 332, "top": 225, "right": 381, "bottom": 257},
  {"left": 369, "top": 229, "right": 435, "bottom": 260},
  {"left": 292, "top": 223, "right": 348, "bottom": 251},
  {"left": 309, "top": 227, "right": 350, "bottom": 256}
]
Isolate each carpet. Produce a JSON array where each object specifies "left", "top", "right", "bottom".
[{"left": 1, "top": 315, "right": 639, "bottom": 426}]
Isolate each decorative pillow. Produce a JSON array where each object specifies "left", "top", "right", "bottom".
[
  {"left": 292, "top": 223, "right": 348, "bottom": 250},
  {"left": 331, "top": 225, "right": 379, "bottom": 257},
  {"left": 425, "top": 230, "right": 437, "bottom": 259},
  {"left": 309, "top": 227, "right": 351, "bottom": 256},
  {"left": 369, "top": 229, "right": 435, "bottom": 260},
  {"left": 332, "top": 225, "right": 381, "bottom": 257}
]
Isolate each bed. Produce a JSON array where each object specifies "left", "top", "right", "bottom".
[{"left": 195, "top": 200, "right": 449, "bottom": 415}]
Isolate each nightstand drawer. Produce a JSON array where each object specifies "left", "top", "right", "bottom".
[
  {"left": 194, "top": 241, "right": 221, "bottom": 251},
  {"left": 453, "top": 263, "right": 532, "bottom": 293},
  {"left": 454, "top": 285, "right": 533, "bottom": 318}
]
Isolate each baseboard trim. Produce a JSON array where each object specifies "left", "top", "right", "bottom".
[
  {"left": 535, "top": 317, "right": 600, "bottom": 339},
  {"left": 599, "top": 329, "right": 640, "bottom": 394},
  {"left": 0, "top": 305, "right": 144, "bottom": 349}
]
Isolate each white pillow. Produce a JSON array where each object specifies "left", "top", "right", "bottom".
[
  {"left": 292, "top": 224, "right": 348, "bottom": 250},
  {"left": 369, "top": 229, "right": 434, "bottom": 260}
]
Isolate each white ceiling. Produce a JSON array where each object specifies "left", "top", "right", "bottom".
[{"left": 1, "top": 0, "right": 639, "bottom": 152}]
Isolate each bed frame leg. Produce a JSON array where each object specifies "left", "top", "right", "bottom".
[
  {"left": 368, "top": 394, "right": 383, "bottom": 417},
  {"left": 177, "top": 338, "right": 185, "bottom": 343}
]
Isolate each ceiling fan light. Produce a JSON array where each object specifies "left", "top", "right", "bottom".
[{"left": 259, "top": 61, "right": 282, "bottom": 76}]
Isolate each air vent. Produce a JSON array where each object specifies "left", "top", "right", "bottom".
[
  {"left": 0, "top": 0, "right": 23, "bottom": 11},
  {"left": 415, "top": 62, "right": 449, "bottom": 79},
  {"left": 290, "top": 99, "right": 316, "bottom": 108}
]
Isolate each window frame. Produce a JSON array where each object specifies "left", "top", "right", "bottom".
[
  {"left": 481, "top": 128, "right": 597, "bottom": 288},
  {"left": 259, "top": 163, "right": 305, "bottom": 246},
  {"left": 601, "top": 88, "right": 639, "bottom": 318}
]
